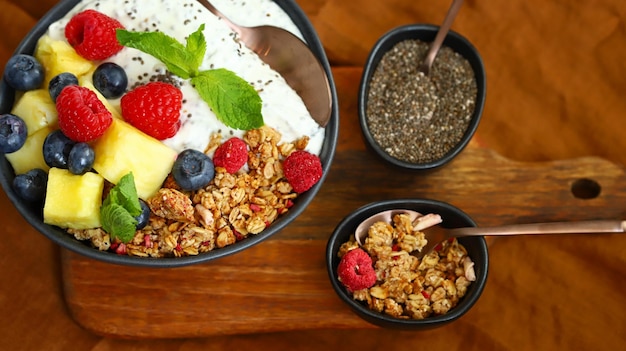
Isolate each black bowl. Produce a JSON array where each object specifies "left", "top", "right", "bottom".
[
  {"left": 326, "top": 198, "right": 488, "bottom": 329},
  {"left": 0, "top": 0, "right": 339, "bottom": 267},
  {"left": 358, "top": 24, "right": 486, "bottom": 171}
]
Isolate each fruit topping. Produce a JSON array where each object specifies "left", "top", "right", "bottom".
[
  {"left": 0, "top": 114, "right": 28, "bottom": 153},
  {"left": 135, "top": 199, "right": 151, "bottom": 230},
  {"left": 3, "top": 54, "right": 45, "bottom": 91},
  {"left": 12, "top": 168, "right": 48, "bottom": 203},
  {"left": 10, "top": 89, "right": 58, "bottom": 136},
  {"left": 92, "top": 62, "right": 128, "bottom": 99},
  {"left": 43, "top": 168, "right": 104, "bottom": 230},
  {"left": 283, "top": 150, "right": 323, "bottom": 193},
  {"left": 337, "top": 248, "right": 377, "bottom": 292},
  {"left": 48, "top": 72, "right": 78, "bottom": 102},
  {"left": 172, "top": 149, "right": 215, "bottom": 191},
  {"left": 91, "top": 119, "right": 177, "bottom": 200},
  {"left": 120, "top": 82, "right": 182, "bottom": 140},
  {"left": 42, "top": 129, "right": 75, "bottom": 168},
  {"left": 64, "top": 9, "right": 125, "bottom": 61},
  {"left": 5, "top": 127, "right": 51, "bottom": 175},
  {"left": 56, "top": 85, "right": 113, "bottom": 142},
  {"left": 34, "top": 36, "right": 95, "bottom": 86},
  {"left": 67, "top": 142, "right": 95, "bottom": 175},
  {"left": 212, "top": 137, "right": 248, "bottom": 173}
]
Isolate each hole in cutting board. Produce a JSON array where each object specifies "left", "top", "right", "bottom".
[{"left": 571, "top": 178, "right": 601, "bottom": 199}]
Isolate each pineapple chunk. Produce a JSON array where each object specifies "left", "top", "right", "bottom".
[
  {"left": 35, "top": 35, "right": 95, "bottom": 85},
  {"left": 10, "top": 89, "right": 58, "bottom": 135},
  {"left": 92, "top": 119, "right": 177, "bottom": 200},
  {"left": 43, "top": 168, "right": 104, "bottom": 229},
  {"left": 79, "top": 77, "right": 123, "bottom": 120},
  {"left": 5, "top": 126, "right": 52, "bottom": 174}
]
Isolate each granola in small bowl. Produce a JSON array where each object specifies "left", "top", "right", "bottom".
[{"left": 326, "top": 199, "right": 488, "bottom": 330}]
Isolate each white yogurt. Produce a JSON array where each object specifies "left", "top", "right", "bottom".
[{"left": 46, "top": 0, "right": 325, "bottom": 155}]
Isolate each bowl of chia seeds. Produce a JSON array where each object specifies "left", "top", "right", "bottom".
[{"left": 358, "top": 24, "right": 486, "bottom": 171}]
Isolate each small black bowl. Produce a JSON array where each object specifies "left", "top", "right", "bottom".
[
  {"left": 358, "top": 24, "right": 486, "bottom": 171},
  {"left": 0, "top": 0, "right": 339, "bottom": 267},
  {"left": 326, "top": 198, "right": 488, "bottom": 329}
]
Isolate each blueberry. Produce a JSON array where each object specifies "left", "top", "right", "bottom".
[
  {"left": 93, "top": 62, "right": 128, "bottom": 99},
  {"left": 0, "top": 113, "right": 28, "bottom": 153},
  {"left": 134, "top": 199, "right": 151, "bottom": 230},
  {"left": 48, "top": 72, "right": 79, "bottom": 102},
  {"left": 43, "top": 130, "right": 76, "bottom": 168},
  {"left": 172, "top": 149, "right": 215, "bottom": 191},
  {"left": 12, "top": 168, "right": 48, "bottom": 203},
  {"left": 67, "top": 142, "right": 95, "bottom": 175},
  {"left": 3, "top": 54, "right": 45, "bottom": 91}
]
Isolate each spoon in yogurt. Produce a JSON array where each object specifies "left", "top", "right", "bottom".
[
  {"left": 197, "top": 0, "right": 332, "bottom": 127},
  {"left": 355, "top": 209, "right": 626, "bottom": 259},
  {"left": 419, "top": 0, "right": 464, "bottom": 75}
]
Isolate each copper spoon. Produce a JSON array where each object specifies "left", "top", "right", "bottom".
[
  {"left": 419, "top": 0, "right": 465, "bottom": 75},
  {"left": 197, "top": 0, "right": 332, "bottom": 127},
  {"left": 355, "top": 209, "right": 626, "bottom": 259}
]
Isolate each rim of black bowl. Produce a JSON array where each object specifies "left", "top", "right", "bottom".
[
  {"left": 358, "top": 24, "right": 487, "bottom": 171},
  {"left": 326, "top": 199, "right": 489, "bottom": 328},
  {"left": 0, "top": 0, "right": 339, "bottom": 268}
]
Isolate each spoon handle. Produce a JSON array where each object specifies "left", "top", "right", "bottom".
[
  {"left": 420, "top": 0, "right": 465, "bottom": 74},
  {"left": 451, "top": 220, "right": 626, "bottom": 237}
]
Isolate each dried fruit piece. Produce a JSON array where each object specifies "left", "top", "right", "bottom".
[
  {"left": 213, "top": 137, "right": 248, "bottom": 173},
  {"left": 65, "top": 10, "right": 125, "bottom": 60},
  {"left": 120, "top": 82, "right": 182, "bottom": 140},
  {"left": 283, "top": 150, "right": 322, "bottom": 193},
  {"left": 337, "top": 248, "right": 377, "bottom": 292},
  {"left": 56, "top": 85, "right": 113, "bottom": 142}
]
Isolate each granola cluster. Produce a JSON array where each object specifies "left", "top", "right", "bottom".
[
  {"left": 68, "top": 126, "right": 309, "bottom": 257},
  {"left": 337, "top": 213, "right": 475, "bottom": 320}
]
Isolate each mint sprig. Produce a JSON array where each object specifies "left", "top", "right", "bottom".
[
  {"left": 116, "top": 25, "right": 264, "bottom": 130},
  {"left": 101, "top": 172, "right": 142, "bottom": 243}
]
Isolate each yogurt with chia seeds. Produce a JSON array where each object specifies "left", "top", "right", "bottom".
[{"left": 45, "top": 0, "right": 325, "bottom": 155}]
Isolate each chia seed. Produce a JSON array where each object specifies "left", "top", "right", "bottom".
[{"left": 365, "top": 39, "right": 477, "bottom": 164}]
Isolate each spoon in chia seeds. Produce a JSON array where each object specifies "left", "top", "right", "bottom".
[
  {"left": 197, "top": 0, "right": 332, "bottom": 127},
  {"left": 418, "top": 0, "right": 465, "bottom": 75},
  {"left": 355, "top": 209, "right": 626, "bottom": 259}
]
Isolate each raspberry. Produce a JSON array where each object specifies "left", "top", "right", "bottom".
[
  {"left": 120, "top": 82, "right": 183, "bottom": 140},
  {"left": 337, "top": 248, "right": 377, "bottom": 292},
  {"left": 213, "top": 137, "right": 248, "bottom": 173},
  {"left": 283, "top": 150, "right": 322, "bottom": 193},
  {"left": 56, "top": 85, "right": 113, "bottom": 142},
  {"left": 65, "top": 10, "right": 125, "bottom": 61}
]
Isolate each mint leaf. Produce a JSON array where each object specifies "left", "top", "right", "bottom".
[
  {"left": 117, "top": 25, "right": 264, "bottom": 130},
  {"left": 117, "top": 26, "right": 206, "bottom": 78},
  {"left": 185, "top": 25, "right": 207, "bottom": 72},
  {"left": 191, "top": 69, "right": 263, "bottom": 130},
  {"left": 100, "top": 172, "right": 142, "bottom": 243},
  {"left": 101, "top": 203, "right": 138, "bottom": 243},
  {"left": 112, "top": 173, "right": 142, "bottom": 217}
]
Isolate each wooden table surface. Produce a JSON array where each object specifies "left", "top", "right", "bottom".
[{"left": 1, "top": 0, "right": 625, "bottom": 350}]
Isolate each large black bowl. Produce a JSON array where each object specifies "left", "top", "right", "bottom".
[
  {"left": 358, "top": 24, "right": 486, "bottom": 171},
  {"left": 326, "top": 199, "right": 488, "bottom": 329},
  {"left": 0, "top": 0, "right": 339, "bottom": 267}
]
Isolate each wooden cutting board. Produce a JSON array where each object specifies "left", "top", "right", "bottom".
[{"left": 60, "top": 67, "right": 626, "bottom": 338}]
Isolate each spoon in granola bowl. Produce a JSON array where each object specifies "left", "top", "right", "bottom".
[
  {"left": 197, "top": 0, "right": 332, "bottom": 127},
  {"left": 355, "top": 209, "right": 626, "bottom": 259}
]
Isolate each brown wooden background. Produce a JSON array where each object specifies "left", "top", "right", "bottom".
[{"left": 1, "top": 0, "right": 626, "bottom": 350}]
